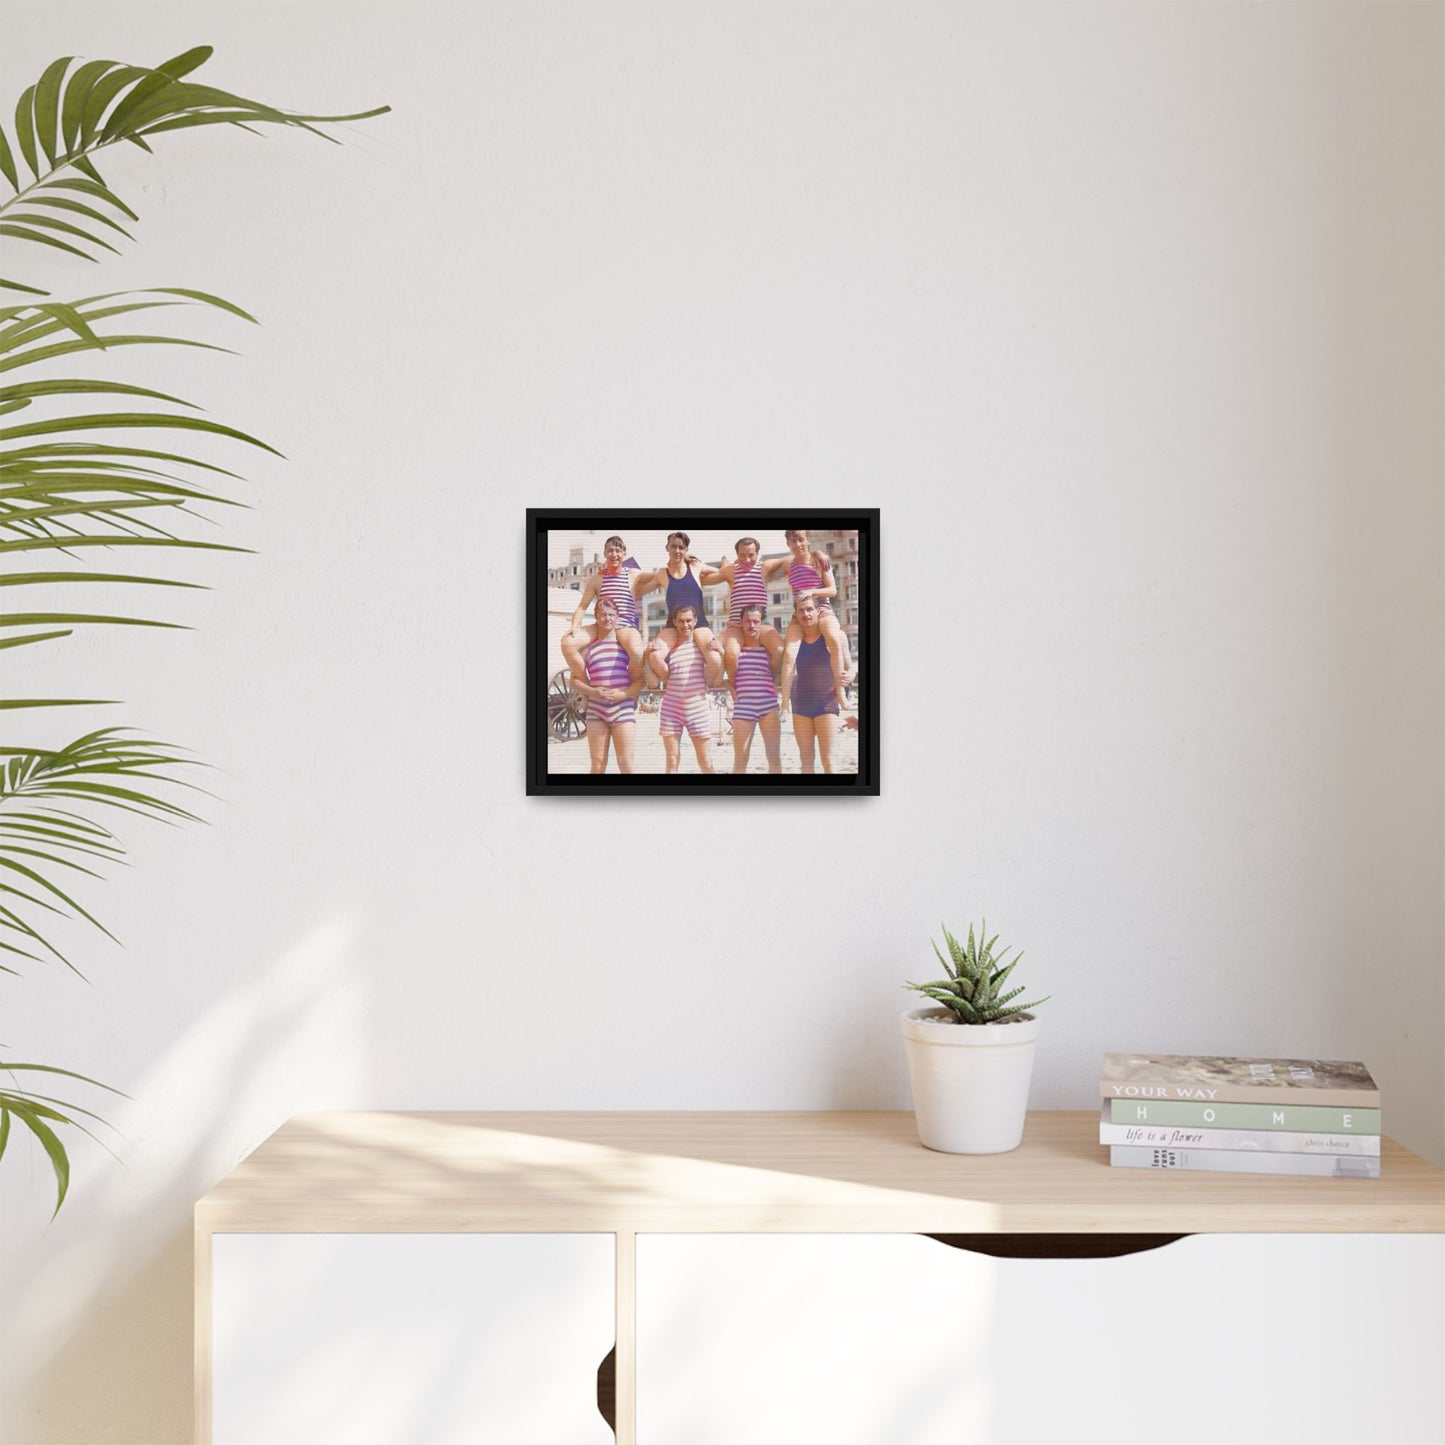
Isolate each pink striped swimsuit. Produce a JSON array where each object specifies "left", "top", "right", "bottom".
[
  {"left": 787, "top": 559, "right": 834, "bottom": 614},
  {"left": 584, "top": 637, "right": 635, "bottom": 727},
  {"left": 597, "top": 567, "right": 639, "bottom": 628},
  {"left": 731, "top": 644, "right": 778, "bottom": 723},
  {"left": 659, "top": 641, "right": 711, "bottom": 739},
  {"left": 727, "top": 562, "right": 769, "bottom": 626}
]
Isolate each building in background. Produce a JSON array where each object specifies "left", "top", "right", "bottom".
[
  {"left": 809, "top": 529, "right": 861, "bottom": 670},
  {"left": 546, "top": 545, "right": 601, "bottom": 591}
]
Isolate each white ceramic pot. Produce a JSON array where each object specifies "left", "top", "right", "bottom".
[{"left": 900, "top": 1007, "right": 1041, "bottom": 1154}]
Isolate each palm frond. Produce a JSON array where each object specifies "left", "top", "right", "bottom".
[
  {"left": 0, "top": 1058, "right": 127, "bottom": 1214},
  {"left": 1, "top": 48, "right": 388, "bottom": 294},
  {"left": 0, "top": 288, "right": 264, "bottom": 708},
  {"left": 0, "top": 729, "right": 204, "bottom": 973}
]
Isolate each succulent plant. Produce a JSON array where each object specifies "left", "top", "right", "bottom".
[{"left": 906, "top": 922, "right": 1050, "bottom": 1024}]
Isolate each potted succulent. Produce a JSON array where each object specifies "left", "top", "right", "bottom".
[{"left": 901, "top": 922, "right": 1050, "bottom": 1154}]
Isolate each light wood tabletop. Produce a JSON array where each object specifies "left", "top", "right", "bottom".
[{"left": 195, "top": 1109, "right": 1445, "bottom": 1235}]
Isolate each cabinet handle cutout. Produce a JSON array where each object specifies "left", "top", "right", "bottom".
[
  {"left": 924, "top": 1233, "right": 1189, "bottom": 1259},
  {"left": 596, "top": 1344, "right": 616, "bottom": 1434}
]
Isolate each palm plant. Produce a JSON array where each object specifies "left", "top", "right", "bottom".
[{"left": 0, "top": 45, "right": 386, "bottom": 1210}]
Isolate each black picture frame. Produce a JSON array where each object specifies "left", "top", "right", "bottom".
[{"left": 527, "top": 509, "right": 879, "bottom": 796}]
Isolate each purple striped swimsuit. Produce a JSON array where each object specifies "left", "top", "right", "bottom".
[
  {"left": 787, "top": 559, "right": 834, "bottom": 615},
  {"left": 659, "top": 641, "right": 711, "bottom": 739},
  {"left": 597, "top": 568, "right": 639, "bottom": 629},
  {"left": 732, "top": 645, "right": 778, "bottom": 722},
  {"left": 584, "top": 637, "right": 635, "bottom": 727},
  {"left": 727, "top": 562, "right": 769, "bottom": 626}
]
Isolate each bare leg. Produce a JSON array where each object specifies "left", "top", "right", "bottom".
[
  {"left": 689, "top": 731, "right": 714, "bottom": 773},
  {"left": 646, "top": 638, "right": 672, "bottom": 687},
  {"left": 758, "top": 709, "right": 782, "bottom": 773},
  {"left": 702, "top": 636, "right": 724, "bottom": 688},
  {"left": 618, "top": 627, "right": 644, "bottom": 669},
  {"left": 561, "top": 627, "right": 589, "bottom": 682},
  {"left": 813, "top": 713, "right": 838, "bottom": 774},
  {"left": 585, "top": 718, "right": 611, "bottom": 774},
  {"left": 793, "top": 714, "right": 817, "bottom": 773},
  {"left": 733, "top": 717, "right": 757, "bottom": 773},
  {"left": 662, "top": 732, "right": 681, "bottom": 773},
  {"left": 612, "top": 721, "right": 636, "bottom": 774},
  {"left": 721, "top": 623, "right": 743, "bottom": 680}
]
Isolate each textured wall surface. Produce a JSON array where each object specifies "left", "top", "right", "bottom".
[{"left": 3, "top": 3, "right": 1441, "bottom": 1441}]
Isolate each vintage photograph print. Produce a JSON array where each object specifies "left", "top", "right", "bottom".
[{"left": 527, "top": 510, "right": 879, "bottom": 795}]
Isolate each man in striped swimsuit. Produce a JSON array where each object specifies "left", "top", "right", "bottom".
[
  {"left": 725, "top": 603, "right": 783, "bottom": 774},
  {"left": 647, "top": 604, "right": 719, "bottom": 774},
  {"left": 563, "top": 535, "right": 651, "bottom": 685},
  {"left": 566, "top": 594, "right": 643, "bottom": 773},
  {"left": 699, "top": 536, "right": 793, "bottom": 682},
  {"left": 780, "top": 527, "right": 850, "bottom": 711}
]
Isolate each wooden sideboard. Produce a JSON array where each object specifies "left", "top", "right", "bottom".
[{"left": 195, "top": 1110, "right": 1445, "bottom": 1444}]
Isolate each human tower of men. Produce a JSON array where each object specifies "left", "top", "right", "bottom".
[{"left": 560, "top": 528, "right": 853, "bottom": 775}]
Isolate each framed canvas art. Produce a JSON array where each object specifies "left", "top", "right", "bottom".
[{"left": 527, "top": 509, "right": 879, "bottom": 795}]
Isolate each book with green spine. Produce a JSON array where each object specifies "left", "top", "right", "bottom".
[{"left": 1107, "top": 1098, "right": 1380, "bottom": 1133}]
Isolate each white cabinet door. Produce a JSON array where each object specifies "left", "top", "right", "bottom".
[
  {"left": 636, "top": 1233, "right": 1444, "bottom": 1445},
  {"left": 213, "top": 1233, "right": 614, "bottom": 1445}
]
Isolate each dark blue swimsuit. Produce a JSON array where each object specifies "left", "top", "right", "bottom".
[
  {"left": 793, "top": 636, "right": 839, "bottom": 718},
  {"left": 664, "top": 566, "right": 709, "bottom": 631}
]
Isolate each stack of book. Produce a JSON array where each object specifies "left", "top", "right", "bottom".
[{"left": 1099, "top": 1053, "right": 1381, "bottom": 1178}]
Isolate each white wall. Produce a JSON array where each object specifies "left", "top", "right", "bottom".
[{"left": 3, "top": 2, "right": 1441, "bottom": 1441}]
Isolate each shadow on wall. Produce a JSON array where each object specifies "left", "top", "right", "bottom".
[{"left": 3, "top": 915, "right": 366, "bottom": 1445}]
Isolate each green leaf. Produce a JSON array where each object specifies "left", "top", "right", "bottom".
[
  {"left": 0, "top": 411, "right": 282, "bottom": 455},
  {"left": 1, "top": 279, "right": 48, "bottom": 298},
  {"left": 13, "top": 86, "right": 39, "bottom": 180},
  {"left": 0, "top": 1061, "right": 124, "bottom": 1092},
  {"left": 33, "top": 56, "right": 75, "bottom": 170},
  {"left": 78, "top": 66, "right": 149, "bottom": 149},
  {"left": 101, "top": 72, "right": 184, "bottom": 143},
  {"left": 0, "top": 611, "right": 185, "bottom": 630},
  {"left": 0, "top": 630, "right": 73, "bottom": 651},
  {"left": 930, "top": 938, "right": 955, "bottom": 981},
  {"left": 46, "top": 178, "right": 138, "bottom": 221},
  {"left": 27, "top": 194, "right": 135, "bottom": 239},
  {"left": 0, "top": 224, "right": 94, "bottom": 262},
  {"left": 0, "top": 377, "right": 193, "bottom": 407},
  {"left": 3, "top": 210, "right": 118, "bottom": 254},
  {"left": 156, "top": 46, "right": 214, "bottom": 80},
  {"left": 0, "top": 334, "right": 237, "bottom": 376},
  {"left": 72, "top": 155, "right": 105, "bottom": 186},
  {"left": 0, "top": 570, "right": 206, "bottom": 590},
  {"left": 0, "top": 698, "right": 116, "bottom": 709},
  {"left": 0, "top": 535, "right": 247, "bottom": 556},
  {"left": 0, "top": 125, "right": 19, "bottom": 191},
  {"left": 6, "top": 1102, "right": 70, "bottom": 1214},
  {"left": 60, "top": 60, "right": 118, "bottom": 155}
]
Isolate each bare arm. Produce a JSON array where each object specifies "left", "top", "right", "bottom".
[
  {"left": 569, "top": 573, "right": 601, "bottom": 630},
  {"left": 632, "top": 566, "right": 665, "bottom": 599},
  {"left": 698, "top": 557, "right": 733, "bottom": 586},
  {"left": 778, "top": 633, "right": 803, "bottom": 712},
  {"left": 764, "top": 631, "right": 786, "bottom": 681},
  {"left": 805, "top": 555, "right": 837, "bottom": 601},
  {"left": 760, "top": 554, "right": 791, "bottom": 581}
]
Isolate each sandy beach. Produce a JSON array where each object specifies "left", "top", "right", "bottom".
[{"left": 546, "top": 695, "right": 859, "bottom": 776}]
